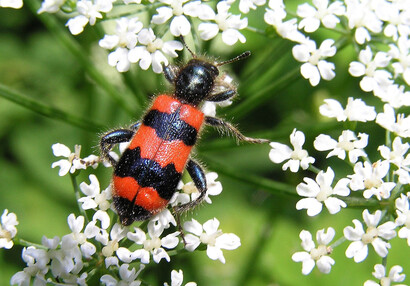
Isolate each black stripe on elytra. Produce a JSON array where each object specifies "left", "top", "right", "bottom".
[
  {"left": 113, "top": 196, "right": 152, "bottom": 225},
  {"left": 143, "top": 109, "right": 198, "bottom": 146},
  {"left": 114, "top": 147, "right": 181, "bottom": 200}
]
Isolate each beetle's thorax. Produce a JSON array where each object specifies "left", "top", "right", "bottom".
[{"left": 174, "top": 59, "right": 219, "bottom": 106}]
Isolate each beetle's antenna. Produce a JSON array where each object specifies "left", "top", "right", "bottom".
[
  {"left": 217, "top": 51, "right": 251, "bottom": 66},
  {"left": 179, "top": 36, "right": 196, "bottom": 58}
]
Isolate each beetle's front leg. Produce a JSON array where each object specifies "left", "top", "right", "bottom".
[{"left": 162, "top": 63, "right": 179, "bottom": 83}]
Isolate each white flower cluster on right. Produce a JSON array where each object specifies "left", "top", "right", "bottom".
[{"left": 266, "top": 0, "right": 410, "bottom": 282}]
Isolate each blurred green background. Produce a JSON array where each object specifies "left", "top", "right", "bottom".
[{"left": 0, "top": 2, "right": 409, "bottom": 285}]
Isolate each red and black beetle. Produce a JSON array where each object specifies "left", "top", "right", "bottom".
[{"left": 100, "top": 46, "right": 267, "bottom": 226}]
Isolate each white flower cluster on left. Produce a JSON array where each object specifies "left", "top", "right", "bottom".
[{"left": 4, "top": 142, "right": 240, "bottom": 284}]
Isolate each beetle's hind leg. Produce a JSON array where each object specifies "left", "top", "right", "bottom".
[
  {"left": 173, "top": 159, "right": 207, "bottom": 244},
  {"left": 173, "top": 159, "right": 207, "bottom": 214}
]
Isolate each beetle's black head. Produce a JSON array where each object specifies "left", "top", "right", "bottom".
[{"left": 174, "top": 59, "right": 219, "bottom": 106}]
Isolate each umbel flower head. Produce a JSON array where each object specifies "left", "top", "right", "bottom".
[
  {"left": 292, "top": 227, "right": 336, "bottom": 275},
  {"left": 0, "top": 209, "right": 18, "bottom": 249},
  {"left": 344, "top": 209, "right": 396, "bottom": 263}
]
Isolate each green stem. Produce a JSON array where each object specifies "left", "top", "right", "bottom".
[
  {"left": 203, "top": 156, "right": 298, "bottom": 197},
  {"left": 245, "top": 25, "right": 266, "bottom": 35},
  {"left": 0, "top": 83, "right": 104, "bottom": 131},
  {"left": 340, "top": 195, "right": 380, "bottom": 208},
  {"left": 330, "top": 235, "right": 346, "bottom": 249},
  {"left": 308, "top": 165, "right": 322, "bottom": 175},
  {"left": 70, "top": 174, "right": 89, "bottom": 224},
  {"left": 14, "top": 237, "right": 48, "bottom": 249}
]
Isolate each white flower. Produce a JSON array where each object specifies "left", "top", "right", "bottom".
[
  {"left": 151, "top": 0, "right": 211, "bottom": 36},
  {"left": 349, "top": 161, "right": 396, "bottom": 200},
  {"left": 101, "top": 223, "right": 128, "bottom": 266},
  {"left": 364, "top": 264, "right": 406, "bottom": 286},
  {"left": 314, "top": 130, "right": 368, "bottom": 163},
  {"left": 164, "top": 269, "right": 197, "bottom": 286},
  {"left": 66, "top": 0, "right": 114, "bottom": 35},
  {"left": 376, "top": 104, "right": 410, "bottom": 138},
  {"left": 292, "top": 228, "right": 335, "bottom": 275},
  {"left": 374, "top": 83, "right": 410, "bottom": 108},
  {"left": 148, "top": 209, "right": 177, "bottom": 235},
  {"left": 395, "top": 194, "right": 410, "bottom": 246},
  {"left": 292, "top": 39, "right": 336, "bottom": 86},
  {"left": 51, "top": 143, "right": 99, "bottom": 176},
  {"left": 0, "top": 209, "right": 18, "bottom": 249},
  {"left": 389, "top": 36, "right": 410, "bottom": 85},
  {"left": 0, "top": 0, "right": 22, "bottom": 8},
  {"left": 344, "top": 209, "right": 396, "bottom": 263},
  {"left": 269, "top": 129, "right": 315, "bottom": 172},
  {"left": 198, "top": 1, "right": 248, "bottom": 46},
  {"left": 379, "top": 136, "right": 410, "bottom": 184},
  {"left": 128, "top": 28, "right": 183, "bottom": 73},
  {"left": 173, "top": 172, "right": 223, "bottom": 207},
  {"left": 264, "top": 0, "right": 306, "bottom": 43},
  {"left": 319, "top": 97, "right": 376, "bottom": 122},
  {"left": 37, "top": 0, "right": 64, "bottom": 13},
  {"left": 61, "top": 214, "right": 98, "bottom": 259},
  {"left": 297, "top": 0, "right": 345, "bottom": 33},
  {"left": 101, "top": 264, "right": 144, "bottom": 286},
  {"left": 99, "top": 17, "right": 143, "bottom": 72},
  {"left": 127, "top": 221, "right": 180, "bottom": 264},
  {"left": 78, "top": 174, "right": 112, "bottom": 211},
  {"left": 345, "top": 0, "right": 383, "bottom": 44},
  {"left": 296, "top": 167, "right": 350, "bottom": 216},
  {"left": 348, "top": 46, "right": 393, "bottom": 93},
  {"left": 381, "top": 0, "right": 410, "bottom": 40},
  {"left": 183, "top": 218, "right": 240, "bottom": 264},
  {"left": 10, "top": 247, "right": 49, "bottom": 286},
  {"left": 238, "top": 0, "right": 266, "bottom": 14}
]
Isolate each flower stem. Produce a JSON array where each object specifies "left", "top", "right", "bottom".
[
  {"left": 202, "top": 156, "right": 299, "bottom": 197},
  {"left": 330, "top": 235, "right": 346, "bottom": 248},
  {"left": 14, "top": 237, "right": 48, "bottom": 249},
  {"left": 0, "top": 83, "right": 104, "bottom": 131},
  {"left": 70, "top": 174, "right": 90, "bottom": 225}
]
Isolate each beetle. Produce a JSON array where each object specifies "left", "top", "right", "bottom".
[{"left": 100, "top": 46, "right": 267, "bottom": 226}]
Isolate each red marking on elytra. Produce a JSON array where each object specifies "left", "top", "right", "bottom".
[{"left": 113, "top": 176, "right": 168, "bottom": 212}]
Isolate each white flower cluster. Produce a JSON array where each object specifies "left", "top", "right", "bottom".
[
  {"left": 269, "top": 90, "right": 410, "bottom": 280},
  {"left": 266, "top": 0, "right": 410, "bottom": 282},
  {"left": 30, "top": 0, "right": 262, "bottom": 73},
  {"left": 0, "top": 209, "right": 18, "bottom": 249},
  {"left": 2, "top": 0, "right": 408, "bottom": 89},
  {"left": 5, "top": 143, "right": 239, "bottom": 285}
]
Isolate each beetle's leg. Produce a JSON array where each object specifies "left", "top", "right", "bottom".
[
  {"left": 174, "top": 159, "right": 207, "bottom": 213},
  {"left": 162, "top": 63, "right": 179, "bottom": 83},
  {"left": 174, "top": 159, "right": 207, "bottom": 245},
  {"left": 100, "top": 128, "right": 136, "bottom": 166},
  {"left": 129, "top": 121, "right": 141, "bottom": 131},
  {"left": 206, "top": 89, "right": 236, "bottom": 102},
  {"left": 205, "top": 116, "right": 269, "bottom": 144}
]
